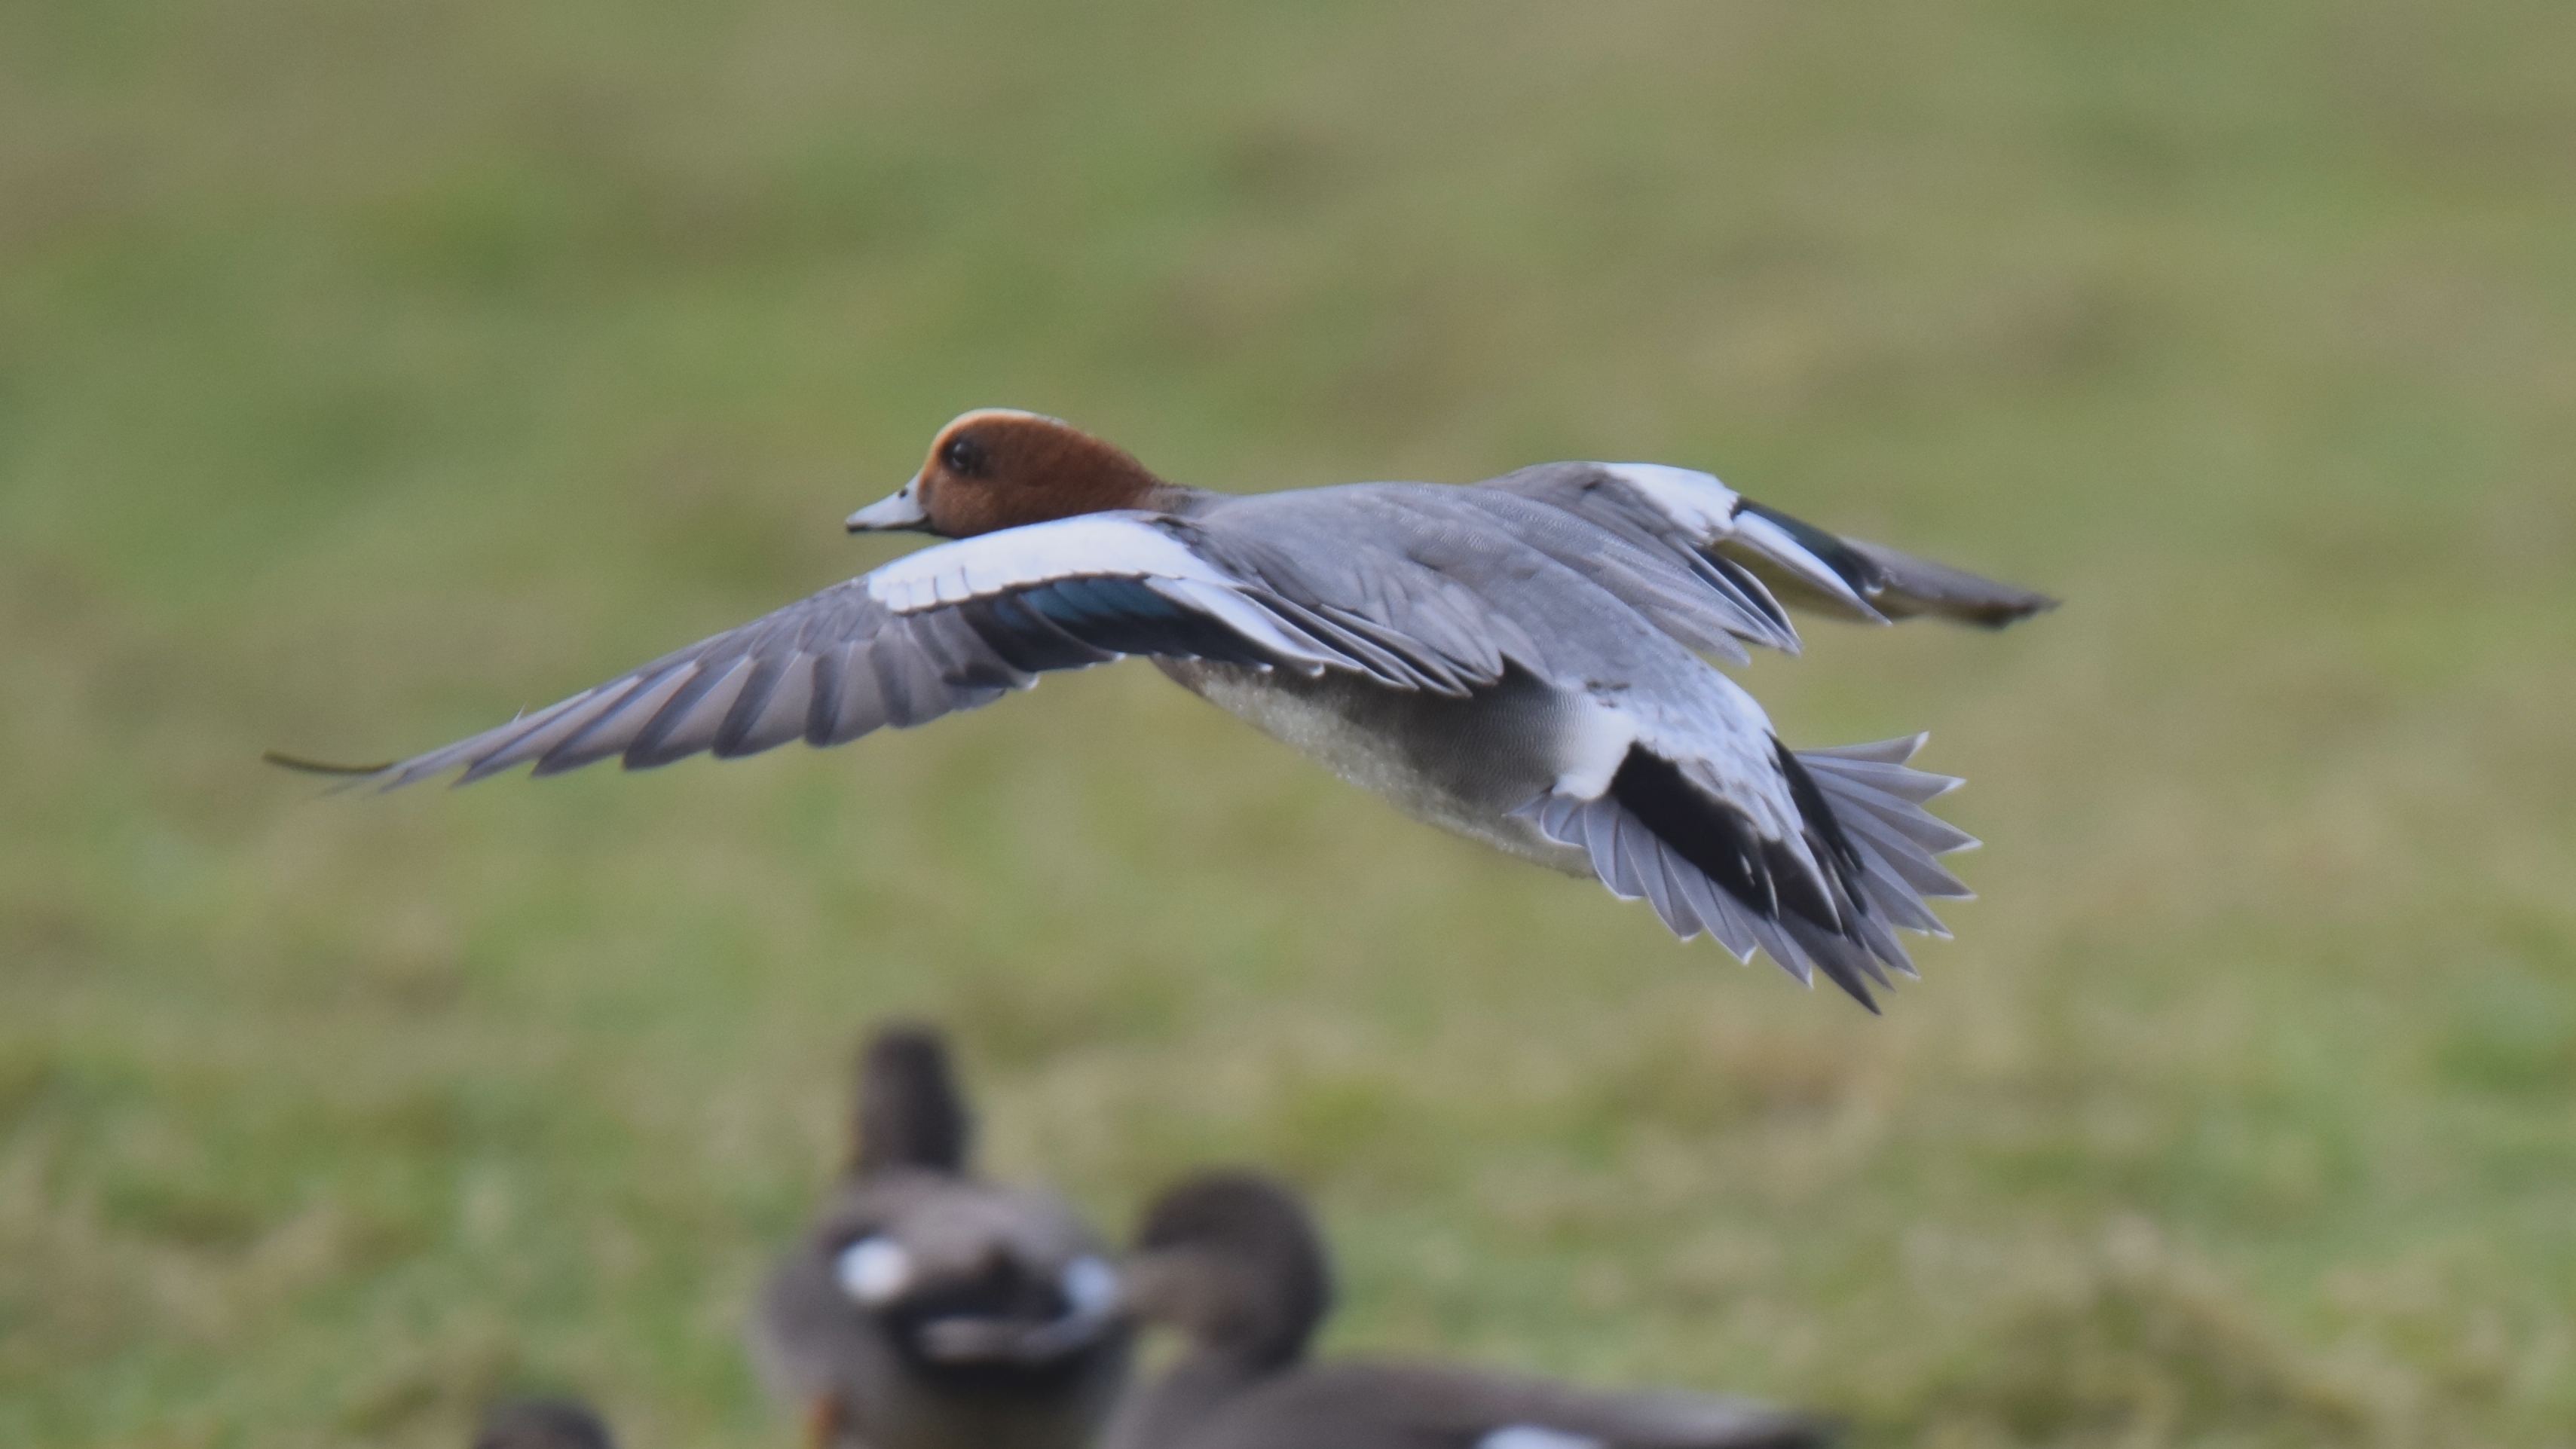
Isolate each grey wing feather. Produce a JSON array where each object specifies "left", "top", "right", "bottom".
[
  {"left": 1516, "top": 735, "right": 1975, "bottom": 1007},
  {"left": 1191, "top": 503, "right": 1531, "bottom": 692},
  {"left": 1452, "top": 489, "right": 1790, "bottom": 664},
  {"left": 1718, "top": 515, "right": 2057, "bottom": 630},
  {"left": 366, "top": 580, "right": 1020, "bottom": 789},
  {"left": 1482, "top": 460, "right": 2051, "bottom": 639},
  {"left": 1544, "top": 796, "right": 1821, "bottom": 991},
  {"left": 1794, "top": 738, "right": 1978, "bottom": 924},
  {"left": 1843, "top": 537, "right": 2058, "bottom": 628},
  {"left": 1471, "top": 468, "right": 1801, "bottom": 656},
  {"left": 356, "top": 542, "right": 1443, "bottom": 789}
]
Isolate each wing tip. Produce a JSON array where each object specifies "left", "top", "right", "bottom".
[
  {"left": 261, "top": 748, "right": 395, "bottom": 777},
  {"left": 1955, "top": 590, "right": 2060, "bottom": 629}
]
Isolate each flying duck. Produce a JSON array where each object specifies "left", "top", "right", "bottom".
[
  {"left": 1103, "top": 1171, "right": 1834, "bottom": 1449},
  {"left": 746, "top": 1023, "right": 1130, "bottom": 1449},
  {"left": 309, "top": 411, "right": 2052, "bottom": 1007}
]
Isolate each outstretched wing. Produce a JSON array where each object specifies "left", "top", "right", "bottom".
[
  {"left": 353, "top": 513, "right": 1471, "bottom": 790},
  {"left": 1479, "top": 462, "right": 2055, "bottom": 637}
]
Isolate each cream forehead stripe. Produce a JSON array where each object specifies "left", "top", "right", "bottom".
[{"left": 941, "top": 406, "right": 1067, "bottom": 431}]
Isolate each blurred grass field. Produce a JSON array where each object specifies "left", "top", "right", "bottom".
[{"left": 5, "top": 1, "right": 2574, "bottom": 1445}]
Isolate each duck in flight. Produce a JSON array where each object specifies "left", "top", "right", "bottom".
[{"left": 292, "top": 411, "right": 2052, "bottom": 1008}]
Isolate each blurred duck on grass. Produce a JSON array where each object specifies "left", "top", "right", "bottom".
[
  {"left": 748, "top": 1023, "right": 1129, "bottom": 1449},
  {"left": 2, "top": 2, "right": 2571, "bottom": 1446}
]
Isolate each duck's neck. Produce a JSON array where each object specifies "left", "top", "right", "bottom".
[{"left": 850, "top": 1032, "right": 969, "bottom": 1176}]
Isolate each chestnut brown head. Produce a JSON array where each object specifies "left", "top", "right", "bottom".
[{"left": 846, "top": 411, "right": 1167, "bottom": 540}]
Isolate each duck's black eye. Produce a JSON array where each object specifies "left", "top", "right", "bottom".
[{"left": 941, "top": 434, "right": 987, "bottom": 478}]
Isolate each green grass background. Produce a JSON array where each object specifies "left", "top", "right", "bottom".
[{"left": 5, "top": 2, "right": 2572, "bottom": 1445}]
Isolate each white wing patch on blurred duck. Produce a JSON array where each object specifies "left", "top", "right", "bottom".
[{"left": 834, "top": 1237, "right": 913, "bottom": 1306}]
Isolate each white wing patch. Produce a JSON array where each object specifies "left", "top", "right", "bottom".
[
  {"left": 1478, "top": 1428, "right": 1606, "bottom": 1449},
  {"left": 1603, "top": 462, "right": 1741, "bottom": 545},
  {"left": 866, "top": 514, "right": 1236, "bottom": 613},
  {"left": 865, "top": 513, "right": 1351, "bottom": 675}
]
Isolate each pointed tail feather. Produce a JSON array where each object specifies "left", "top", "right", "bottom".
[{"left": 1794, "top": 735, "right": 1977, "bottom": 946}]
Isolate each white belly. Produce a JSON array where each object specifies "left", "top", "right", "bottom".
[{"left": 1154, "top": 660, "right": 1596, "bottom": 875}]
